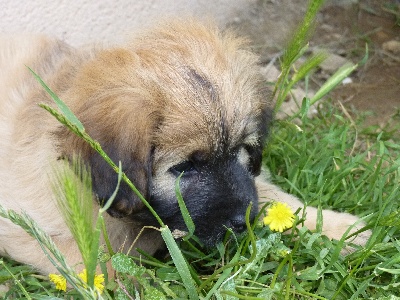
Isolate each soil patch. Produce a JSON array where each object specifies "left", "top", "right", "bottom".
[
  {"left": 232, "top": 0, "right": 400, "bottom": 127},
  {"left": 315, "top": 0, "right": 400, "bottom": 126}
]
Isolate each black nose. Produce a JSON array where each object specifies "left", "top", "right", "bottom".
[{"left": 229, "top": 218, "right": 247, "bottom": 233}]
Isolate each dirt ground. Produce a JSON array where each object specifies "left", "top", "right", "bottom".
[
  {"left": 232, "top": 0, "right": 400, "bottom": 127},
  {"left": 317, "top": 0, "right": 400, "bottom": 127}
]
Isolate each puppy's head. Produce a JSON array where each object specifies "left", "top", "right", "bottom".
[{"left": 57, "top": 20, "right": 272, "bottom": 247}]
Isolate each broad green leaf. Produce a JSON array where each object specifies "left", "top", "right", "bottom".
[{"left": 111, "top": 253, "right": 146, "bottom": 277}]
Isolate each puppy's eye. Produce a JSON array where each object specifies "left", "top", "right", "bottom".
[
  {"left": 170, "top": 161, "right": 197, "bottom": 176},
  {"left": 243, "top": 145, "right": 262, "bottom": 176}
]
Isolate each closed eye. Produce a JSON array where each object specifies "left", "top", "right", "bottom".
[
  {"left": 169, "top": 161, "right": 197, "bottom": 176},
  {"left": 241, "top": 144, "right": 262, "bottom": 176}
]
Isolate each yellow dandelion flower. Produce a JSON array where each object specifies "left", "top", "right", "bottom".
[
  {"left": 49, "top": 274, "right": 67, "bottom": 292},
  {"left": 263, "top": 202, "right": 295, "bottom": 232},
  {"left": 94, "top": 274, "right": 105, "bottom": 294},
  {"left": 78, "top": 269, "right": 105, "bottom": 294}
]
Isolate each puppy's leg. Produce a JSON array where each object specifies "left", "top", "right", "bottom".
[
  {"left": 0, "top": 232, "right": 83, "bottom": 275},
  {"left": 256, "top": 174, "right": 371, "bottom": 247}
]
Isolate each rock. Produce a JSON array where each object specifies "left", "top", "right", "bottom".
[
  {"left": 382, "top": 40, "right": 400, "bottom": 54},
  {"left": 276, "top": 87, "right": 317, "bottom": 120},
  {"left": 0, "top": 285, "right": 9, "bottom": 297},
  {"left": 342, "top": 77, "right": 353, "bottom": 85},
  {"left": 319, "top": 51, "right": 353, "bottom": 73},
  {"left": 260, "top": 64, "right": 281, "bottom": 82},
  {"left": 259, "top": 64, "right": 317, "bottom": 120}
]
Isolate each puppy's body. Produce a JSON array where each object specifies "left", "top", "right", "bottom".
[{"left": 0, "top": 21, "right": 368, "bottom": 274}]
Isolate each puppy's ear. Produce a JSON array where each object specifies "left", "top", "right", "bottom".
[
  {"left": 88, "top": 142, "right": 153, "bottom": 218},
  {"left": 51, "top": 47, "right": 162, "bottom": 218},
  {"left": 55, "top": 95, "right": 159, "bottom": 218}
]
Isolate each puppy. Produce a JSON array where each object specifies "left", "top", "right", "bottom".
[{"left": 0, "top": 20, "right": 369, "bottom": 274}]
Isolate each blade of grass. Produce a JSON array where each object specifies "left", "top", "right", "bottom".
[
  {"left": 175, "top": 173, "right": 195, "bottom": 240},
  {"left": 0, "top": 260, "right": 32, "bottom": 300},
  {"left": 52, "top": 157, "right": 98, "bottom": 287},
  {"left": 160, "top": 226, "right": 199, "bottom": 300},
  {"left": 310, "top": 44, "right": 369, "bottom": 105},
  {"left": 28, "top": 68, "right": 84, "bottom": 132},
  {"left": 0, "top": 205, "right": 93, "bottom": 297},
  {"left": 274, "top": 0, "right": 325, "bottom": 113},
  {"left": 198, "top": 204, "right": 257, "bottom": 292},
  {"left": 39, "top": 103, "right": 164, "bottom": 227}
]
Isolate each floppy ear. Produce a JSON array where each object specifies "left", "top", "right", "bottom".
[
  {"left": 54, "top": 94, "right": 159, "bottom": 218},
  {"left": 87, "top": 141, "right": 154, "bottom": 218},
  {"left": 56, "top": 131, "right": 154, "bottom": 218},
  {"left": 49, "top": 47, "right": 162, "bottom": 218}
]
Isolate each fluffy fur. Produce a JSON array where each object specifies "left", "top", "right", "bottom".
[{"left": 0, "top": 20, "right": 369, "bottom": 274}]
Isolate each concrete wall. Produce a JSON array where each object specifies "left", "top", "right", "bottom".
[{"left": 1, "top": 0, "right": 253, "bottom": 46}]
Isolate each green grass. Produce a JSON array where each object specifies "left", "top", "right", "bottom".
[
  {"left": 2, "top": 102, "right": 400, "bottom": 299},
  {"left": 1, "top": 0, "right": 400, "bottom": 298}
]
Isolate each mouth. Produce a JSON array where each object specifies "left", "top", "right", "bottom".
[
  {"left": 170, "top": 213, "right": 254, "bottom": 248},
  {"left": 195, "top": 225, "right": 250, "bottom": 248},
  {"left": 146, "top": 185, "right": 258, "bottom": 248}
]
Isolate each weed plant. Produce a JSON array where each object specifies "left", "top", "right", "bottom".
[{"left": 1, "top": 0, "right": 400, "bottom": 298}]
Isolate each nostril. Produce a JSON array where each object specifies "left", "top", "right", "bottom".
[{"left": 229, "top": 218, "right": 247, "bottom": 233}]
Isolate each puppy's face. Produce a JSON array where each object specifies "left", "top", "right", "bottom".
[
  {"left": 58, "top": 21, "right": 271, "bottom": 248},
  {"left": 96, "top": 66, "right": 270, "bottom": 247},
  {"left": 143, "top": 67, "right": 268, "bottom": 246},
  {"left": 149, "top": 145, "right": 260, "bottom": 246}
]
